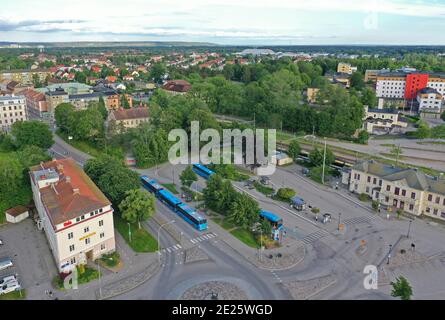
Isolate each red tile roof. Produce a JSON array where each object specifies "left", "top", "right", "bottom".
[
  {"left": 30, "top": 158, "right": 111, "bottom": 226},
  {"left": 111, "top": 107, "right": 149, "bottom": 121},
  {"left": 162, "top": 80, "right": 191, "bottom": 93}
]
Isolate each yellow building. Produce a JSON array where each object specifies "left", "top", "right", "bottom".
[
  {"left": 337, "top": 62, "right": 357, "bottom": 75},
  {"left": 107, "top": 107, "right": 150, "bottom": 132},
  {"left": 0, "top": 69, "right": 52, "bottom": 86},
  {"left": 306, "top": 88, "right": 320, "bottom": 103},
  {"left": 345, "top": 160, "right": 445, "bottom": 221}
]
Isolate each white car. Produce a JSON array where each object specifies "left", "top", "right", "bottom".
[
  {"left": 0, "top": 239, "right": 3, "bottom": 245},
  {"left": 0, "top": 275, "right": 17, "bottom": 286},
  {"left": 0, "top": 280, "right": 21, "bottom": 295}
]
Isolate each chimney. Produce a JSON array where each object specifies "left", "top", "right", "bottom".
[
  {"left": 73, "top": 188, "right": 80, "bottom": 195},
  {"left": 57, "top": 164, "right": 64, "bottom": 173},
  {"left": 66, "top": 176, "right": 71, "bottom": 183}
]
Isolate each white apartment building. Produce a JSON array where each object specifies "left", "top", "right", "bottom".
[
  {"left": 376, "top": 74, "right": 406, "bottom": 99},
  {"left": 417, "top": 87, "right": 443, "bottom": 113},
  {"left": 30, "top": 158, "right": 116, "bottom": 273},
  {"left": 345, "top": 160, "right": 445, "bottom": 221},
  {"left": 0, "top": 95, "right": 28, "bottom": 132}
]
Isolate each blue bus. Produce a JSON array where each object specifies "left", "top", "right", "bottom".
[
  {"left": 192, "top": 163, "right": 215, "bottom": 180},
  {"left": 158, "top": 189, "right": 182, "bottom": 210},
  {"left": 140, "top": 176, "right": 164, "bottom": 194},
  {"left": 176, "top": 203, "right": 207, "bottom": 231},
  {"left": 260, "top": 210, "right": 284, "bottom": 230}
]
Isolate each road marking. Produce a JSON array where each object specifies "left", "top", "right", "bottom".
[
  {"left": 166, "top": 247, "right": 171, "bottom": 253},
  {"left": 301, "top": 230, "right": 329, "bottom": 244}
]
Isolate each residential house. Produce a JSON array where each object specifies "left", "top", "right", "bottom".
[
  {"left": 0, "top": 95, "right": 28, "bottom": 132},
  {"left": 107, "top": 107, "right": 149, "bottom": 131},
  {"left": 161, "top": 80, "right": 191, "bottom": 95}
]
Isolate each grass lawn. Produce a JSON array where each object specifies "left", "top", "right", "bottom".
[
  {"left": 114, "top": 214, "right": 158, "bottom": 252},
  {"left": 230, "top": 228, "right": 259, "bottom": 248},
  {"left": 253, "top": 181, "right": 275, "bottom": 196},
  {"left": 99, "top": 251, "right": 120, "bottom": 268},
  {"left": 161, "top": 183, "right": 179, "bottom": 194},
  {"left": 0, "top": 289, "right": 26, "bottom": 300}
]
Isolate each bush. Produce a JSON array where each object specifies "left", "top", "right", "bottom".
[
  {"left": 100, "top": 252, "right": 120, "bottom": 268},
  {"left": 359, "top": 193, "right": 370, "bottom": 202},
  {"left": 275, "top": 188, "right": 296, "bottom": 202}
]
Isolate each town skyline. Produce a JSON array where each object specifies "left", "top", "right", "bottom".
[{"left": 1, "top": 0, "right": 445, "bottom": 45}]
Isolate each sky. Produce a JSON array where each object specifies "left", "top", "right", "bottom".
[{"left": 1, "top": 0, "right": 445, "bottom": 45}]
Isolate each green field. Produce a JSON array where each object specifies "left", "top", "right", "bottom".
[
  {"left": 0, "top": 289, "right": 26, "bottom": 300},
  {"left": 114, "top": 214, "right": 158, "bottom": 252},
  {"left": 253, "top": 181, "right": 275, "bottom": 196},
  {"left": 230, "top": 228, "right": 260, "bottom": 248}
]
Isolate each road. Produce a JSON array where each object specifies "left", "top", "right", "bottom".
[{"left": 49, "top": 135, "right": 445, "bottom": 300}]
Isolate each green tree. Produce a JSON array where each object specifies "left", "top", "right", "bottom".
[
  {"left": 431, "top": 124, "right": 445, "bottom": 139},
  {"left": 0, "top": 155, "right": 23, "bottom": 195},
  {"left": 16, "top": 145, "right": 51, "bottom": 172},
  {"left": 54, "top": 103, "right": 76, "bottom": 133},
  {"left": 389, "top": 145, "right": 403, "bottom": 165},
  {"left": 203, "top": 174, "right": 236, "bottom": 214},
  {"left": 120, "top": 95, "right": 130, "bottom": 109},
  {"left": 413, "top": 120, "right": 431, "bottom": 139},
  {"left": 227, "top": 192, "right": 260, "bottom": 229},
  {"left": 391, "top": 276, "right": 413, "bottom": 300},
  {"left": 11, "top": 120, "right": 54, "bottom": 149},
  {"left": 356, "top": 130, "right": 369, "bottom": 144},
  {"left": 180, "top": 166, "right": 198, "bottom": 187},
  {"left": 119, "top": 189, "right": 156, "bottom": 228},
  {"left": 287, "top": 140, "right": 301, "bottom": 159},
  {"left": 150, "top": 63, "right": 167, "bottom": 83},
  {"left": 309, "top": 146, "right": 335, "bottom": 167},
  {"left": 276, "top": 188, "right": 296, "bottom": 201},
  {"left": 350, "top": 72, "right": 365, "bottom": 90}
]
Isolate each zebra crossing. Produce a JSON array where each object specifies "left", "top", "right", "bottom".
[
  {"left": 190, "top": 232, "right": 217, "bottom": 244},
  {"left": 300, "top": 229, "right": 329, "bottom": 244},
  {"left": 342, "top": 215, "right": 377, "bottom": 226},
  {"left": 161, "top": 244, "right": 183, "bottom": 253}
]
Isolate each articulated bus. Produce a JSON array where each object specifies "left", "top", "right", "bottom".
[
  {"left": 176, "top": 203, "right": 207, "bottom": 231},
  {"left": 140, "top": 176, "right": 164, "bottom": 194},
  {"left": 259, "top": 210, "right": 284, "bottom": 230},
  {"left": 140, "top": 175, "right": 207, "bottom": 231},
  {"left": 192, "top": 163, "right": 215, "bottom": 180}
]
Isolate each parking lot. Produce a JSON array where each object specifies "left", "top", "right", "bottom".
[{"left": 0, "top": 218, "right": 58, "bottom": 299}]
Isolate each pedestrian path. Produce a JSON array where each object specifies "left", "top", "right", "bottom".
[
  {"left": 161, "top": 244, "right": 183, "bottom": 253},
  {"left": 189, "top": 232, "right": 217, "bottom": 244},
  {"left": 342, "top": 215, "right": 377, "bottom": 226},
  {"left": 301, "top": 230, "right": 329, "bottom": 244}
]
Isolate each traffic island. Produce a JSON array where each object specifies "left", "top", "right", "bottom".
[
  {"left": 184, "top": 246, "right": 210, "bottom": 264},
  {"left": 181, "top": 281, "right": 248, "bottom": 300},
  {"left": 283, "top": 274, "right": 337, "bottom": 300}
]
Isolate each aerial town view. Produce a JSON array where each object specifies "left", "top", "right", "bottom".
[{"left": 1, "top": 0, "right": 445, "bottom": 313}]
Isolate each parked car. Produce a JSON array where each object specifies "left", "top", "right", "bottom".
[
  {"left": 0, "top": 280, "right": 21, "bottom": 295},
  {"left": 323, "top": 213, "right": 332, "bottom": 224},
  {"left": 0, "top": 239, "right": 3, "bottom": 246},
  {"left": 0, "top": 258, "right": 13, "bottom": 271},
  {"left": 260, "top": 176, "right": 270, "bottom": 185},
  {"left": 0, "top": 275, "right": 17, "bottom": 286},
  {"left": 301, "top": 168, "right": 310, "bottom": 176}
]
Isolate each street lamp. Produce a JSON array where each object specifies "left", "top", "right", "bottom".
[
  {"left": 407, "top": 219, "right": 413, "bottom": 238},
  {"left": 157, "top": 220, "right": 175, "bottom": 263},
  {"left": 338, "top": 212, "right": 342, "bottom": 231},
  {"left": 387, "top": 244, "right": 392, "bottom": 265},
  {"left": 128, "top": 223, "right": 132, "bottom": 243}
]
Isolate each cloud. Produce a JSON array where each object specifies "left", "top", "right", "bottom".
[{"left": 0, "top": 18, "right": 87, "bottom": 32}]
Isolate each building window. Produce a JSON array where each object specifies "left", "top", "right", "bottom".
[
  {"left": 84, "top": 227, "right": 89, "bottom": 233},
  {"left": 385, "top": 196, "right": 389, "bottom": 202},
  {"left": 99, "top": 220, "right": 104, "bottom": 227},
  {"left": 411, "top": 192, "right": 416, "bottom": 199},
  {"left": 409, "top": 204, "right": 414, "bottom": 211},
  {"left": 100, "top": 232, "right": 105, "bottom": 238},
  {"left": 428, "top": 194, "right": 433, "bottom": 201},
  {"left": 70, "top": 257, "right": 76, "bottom": 264},
  {"left": 101, "top": 244, "right": 106, "bottom": 250},
  {"left": 401, "top": 190, "right": 406, "bottom": 196},
  {"left": 394, "top": 187, "right": 400, "bottom": 195},
  {"left": 379, "top": 180, "right": 382, "bottom": 186},
  {"left": 85, "top": 238, "right": 91, "bottom": 245},
  {"left": 433, "top": 209, "right": 438, "bottom": 215},
  {"left": 435, "top": 197, "right": 440, "bottom": 204},
  {"left": 367, "top": 176, "right": 371, "bottom": 183},
  {"left": 386, "top": 185, "right": 391, "bottom": 192},
  {"left": 99, "top": 208, "right": 103, "bottom": 213},
  {"left": 373, "top": 178, "right": 377, "bottom": 185},
  {"left": 426, "top": 207, "right": 431, "bottom": 213},
  {"left": 69, "top": 244, "right": 75, "bottom": 252},
  {"left": 68, "top": 232, "right": 73, "bottom": 240}
]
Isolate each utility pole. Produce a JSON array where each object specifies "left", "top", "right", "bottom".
[
  {"left": 128, "top": 223, "right": 132, "bottom": 243},
  {"left": 387, "top": 244, "right": 392, "bottom": 265},
  {"left": 321, "top": 137, "right": 327, "bottom": 185},
  {"left": 338, "top": 212, "right": 342, "bottom": 231},
  {"left": 407, "top": 219, "right": 413, "bottom": 238}
]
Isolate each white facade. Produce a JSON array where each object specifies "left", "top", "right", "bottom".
[
  {"left": 417, "top": 91, "right": 443, "bottom": 112},
  {"left": 376, "top": 79, "right": 406, "bottom": 99},
  {"left": 30, "top": 160, "right": 116, "bottom": 273},
  {"left": 0, "top": 95, "right": 28, "bottom": 132}
]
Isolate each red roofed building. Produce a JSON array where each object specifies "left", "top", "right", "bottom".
[
  {"left": 161, "top": 79, "right": 191, "bottom": 95},
  {"left": 106, "top": 76, "right": 117, "bottom": 83},
  {"left": 19, "top": 88, "right": 48, "bottom": 117},
  {"left": 30, "top": 158, "right": 116, "bottom": 273}
]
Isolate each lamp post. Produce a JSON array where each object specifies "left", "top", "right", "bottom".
[
  {"left": 338, "top": 212, "right": 342, "bottom": 231},
  {"left": 387, "top": 244, "right": 392, "bottom": 265},
  {"left": 127, "top": 223, "right": 132, "bottom": 243},
  {"left": 407, "top": 219, "right": 413, "bottom": 238},
  {"left": 157, "top": 220, "right": 175, "bottom": 263}
]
